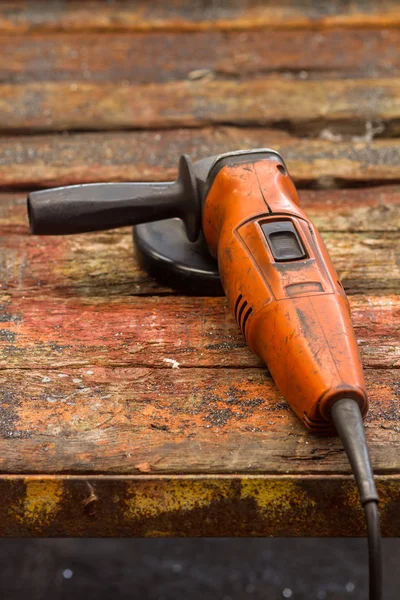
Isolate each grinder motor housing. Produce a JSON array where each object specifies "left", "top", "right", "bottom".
[{"left": 27, "top": 149, "right": 368, "bottom": 432}]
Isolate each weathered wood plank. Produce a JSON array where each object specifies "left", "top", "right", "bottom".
[
  {"left": 1, "top": 29, "right": 400, "bottom": 84},
  {"left": 0, "top": 294, "right": 398, "bottom": 370},
  {"left": 1, "top": 130, "right": 400, "bottom": 190},
  {"left": 0, "top": 186, "right": 399, "bottom": 296},
  {"left": 0, "top": 230, "right": 398, "bottom": 296},
  {"left": 1, "top": 232, "right": 398, "bottom": 296},
  {"left": 1, "top": 474, "right": 399, "bottom": 537},
  {"left": 3, "top": 185, "right": 399, "bottom": 232},
  {"left": 1, "top": 79, "right": 400, "bottom": 134},
  {"left": 0, "top": 366, "right": 398, "bottom": 476},
  {"left": 1, "top": 1, "right": 400, "bottom": 33},
  {"left": 304, "top": 186, "right": 400, "bottom": 233}
]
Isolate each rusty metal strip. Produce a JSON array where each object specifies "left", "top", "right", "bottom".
[{"left": 1, "top": 475, "right": 399, "bottom": 537}]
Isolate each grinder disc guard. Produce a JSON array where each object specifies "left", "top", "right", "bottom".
[{"left": 133, "top": 219, "right": 223, "bottom": 296}]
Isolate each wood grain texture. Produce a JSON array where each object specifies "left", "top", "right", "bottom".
[
  {"left": 2, "top": 129, "right": 400, "bottom": 189},
  {"left": 1, "top": 1, "right": 400, "bottom": 33},
  {"left": 0, "top": 294, "right": 398, "bottom": 370},
  {"left": 4, "top": 185, "right": 400, "bottom": 233},
  {"left": 3, "top": 185, "right": 400, "bottom": 232},
  {"left": 1, "top": 29, "right": 400, "bottom": 84},
  {"left": 0, "top": 229, "right": 398, "bottom": 296},
  {"left": 0, "top": 186, "right": 399, "bottom": 296},
  {"left": 0, "top": 366, "right": 398, "bottom": 475},
  {"left": 1, "top": 79, "right": 400, "bottom": 134}
]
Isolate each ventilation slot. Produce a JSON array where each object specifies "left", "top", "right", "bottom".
[
  {"left": 235, "top": 294, "right": 253, "bottom": 339},
  {"left": 234, "top": 294, "right": 243, "bottom": 320},
  {"left": 238, "top": 300, "right": 248, "bottom": 328},
  {"left": 241, "top": 307, "right": 253, "bottom": 338}
]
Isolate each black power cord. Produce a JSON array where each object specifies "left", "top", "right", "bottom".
[
  {"left": 364, "top": 501, "right": 382, "bottom": 600},
  {"left": 331, "top": 398, "right": 382, "bottom": 600}
]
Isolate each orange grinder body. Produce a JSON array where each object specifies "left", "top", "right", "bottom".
[{"left": 202, "top": 154, "right": 368, "bottom": 433}]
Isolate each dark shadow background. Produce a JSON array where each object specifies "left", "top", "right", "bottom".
[{"left": 0, "top": 538, "right": 398, "bottom": 599}]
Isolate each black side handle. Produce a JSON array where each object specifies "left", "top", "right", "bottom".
[{"left": 27, "top": 155, "right": 200, "bottom": 242}]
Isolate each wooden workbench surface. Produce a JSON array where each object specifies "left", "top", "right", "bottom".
[{"left": 0, "top": 1, "right": 399, "bottom": 537}]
